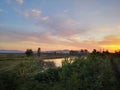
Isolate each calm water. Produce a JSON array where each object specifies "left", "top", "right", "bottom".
[
  {"left": 44, "top": 57, "right": 77, "bottom": 67},
  {"left": 44, "top": 58, "right": 64, "bottom": 67}
]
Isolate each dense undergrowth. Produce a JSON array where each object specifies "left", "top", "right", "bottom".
[{"left": 0, "top": 53, "right": 120, "bottom": 90}]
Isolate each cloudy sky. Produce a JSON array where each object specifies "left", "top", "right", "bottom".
[{"left": 0, "top": 0, "right": 120, "bottom": 52}]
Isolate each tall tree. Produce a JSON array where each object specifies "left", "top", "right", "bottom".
[
  {"left": 25, "top": 49, "right": 33, "bottom": 57},
  {"left": 37, "top": 47, "right": 41, "bottom": 57}
]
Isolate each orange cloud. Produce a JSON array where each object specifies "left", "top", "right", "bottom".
[{"left": 98, "top": 35, "right": 120, "bottom": 52}]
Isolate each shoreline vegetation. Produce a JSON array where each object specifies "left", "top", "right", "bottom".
[{"left": 0, "top": 49, "right": 120, "bottom": 90}]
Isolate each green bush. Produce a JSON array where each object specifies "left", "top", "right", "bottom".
[
  {"left": 34, "top": 55, "right": 118, "bottom": 90},
  {"left": 35, "top": 68, "right": 61, "bottom": 83},
  {"left": 0, "top": 54, "right": 119, "bottom": 90}
]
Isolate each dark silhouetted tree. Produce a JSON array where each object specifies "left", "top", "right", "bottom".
[
  {"left": 25, "top": 49, "right": 33, "bottom": 57},
  {"left": 37, "top": 48, "right": 41, "bottom": 57},
  {"left": 92, "top": 49, "right": 97, "bottom": 54},
  {"left": 69, "top": 50, "right": 79, "bottom": 55}
]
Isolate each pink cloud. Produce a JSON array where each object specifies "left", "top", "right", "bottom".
[{"left": 16, "top": 0, "right": 24, "bottom": 4}]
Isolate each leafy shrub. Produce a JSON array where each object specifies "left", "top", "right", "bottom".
[
  {"left": 35, "top": 68, "right": 61, "bottom": 83},
  {"left": 0, "top": 53, "right": 119, "bottom": 90},
  {"left": 33, "top": 55, "right": 119, "bottom": 90},
  {"left": 0, "top": 72, "right": 19, "bottom": 90}
]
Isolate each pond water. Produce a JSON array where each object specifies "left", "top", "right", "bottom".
[
  {"left": 44, "top": 56, "right": 77, "bottom": 67},
  {"left": 44, "top": 58, "right": 64, "bottom": 67}
]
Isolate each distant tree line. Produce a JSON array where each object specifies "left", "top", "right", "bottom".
[
  {"left": 25, "top": 48, "right": 41, "bottom": 57},
  {"left": 69, "top": 49, "right": 88, "bottom": 55},
  {"left": 25, "top": 47, "right": 120, "bottom": 57}
]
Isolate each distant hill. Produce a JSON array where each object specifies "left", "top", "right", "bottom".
[
  {"left": 0, "top": 50, "right": 24, "bottom": 53},
  {"left": 43, "top": 50, "right": 70, "bottom": 54},
  {"left": 0, "top": 49, "right": 70, "bottom": 54}
]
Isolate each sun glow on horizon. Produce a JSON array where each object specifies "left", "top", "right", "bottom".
[{"left": 0, "top": 0, "right": 120, "bottom": 52}]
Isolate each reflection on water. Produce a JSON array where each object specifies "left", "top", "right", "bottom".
[
  {"left": 44, "top": 57, "right": 77, "bottom": 67},
  {"left": 44, "top": 58, "right": 64, "bottom": 67}
]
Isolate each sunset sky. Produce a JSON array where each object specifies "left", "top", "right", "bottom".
[{"left": 0, "top": 0, "right": 120, "bottom": 52}]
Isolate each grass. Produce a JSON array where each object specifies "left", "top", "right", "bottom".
[
  {"left": 0, "top": 53, "right": 120, "bottom": 90},
  {"left": 0, "top": 53, "right": 65, "bottom": 72}
]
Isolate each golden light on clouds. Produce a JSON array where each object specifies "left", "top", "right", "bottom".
[
  {"left": 98, "top": 35, "right": 120, "bottom": 52},
  {"left": 101, "top": 45, "right": 120, "bottom": 52},
  {"left": 0, "top": 0, "right": 120, "bottom": 52}
]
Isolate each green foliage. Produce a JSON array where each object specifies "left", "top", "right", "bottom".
[
  {"left": 0, "top": 59, "right": 56, "bottom": 90},
  {"left": 35, "top": 68, "right": 61, "bottom": 83},
  {"left": 0, "top": 53, "right": 119, "bottom": 90},
  {"left": 0, "top": 72, "right": 19, "bottom": 90},
  {"left": 33, "top": 55, "right": 119, "bottom": 90}
]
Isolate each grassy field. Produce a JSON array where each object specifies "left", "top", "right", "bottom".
[
  {"left": 0, "top": 53, "right": 66, "bottom": 71},
  {"left": 0, "top": 52, "right": 120, "bottom": 90}
]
